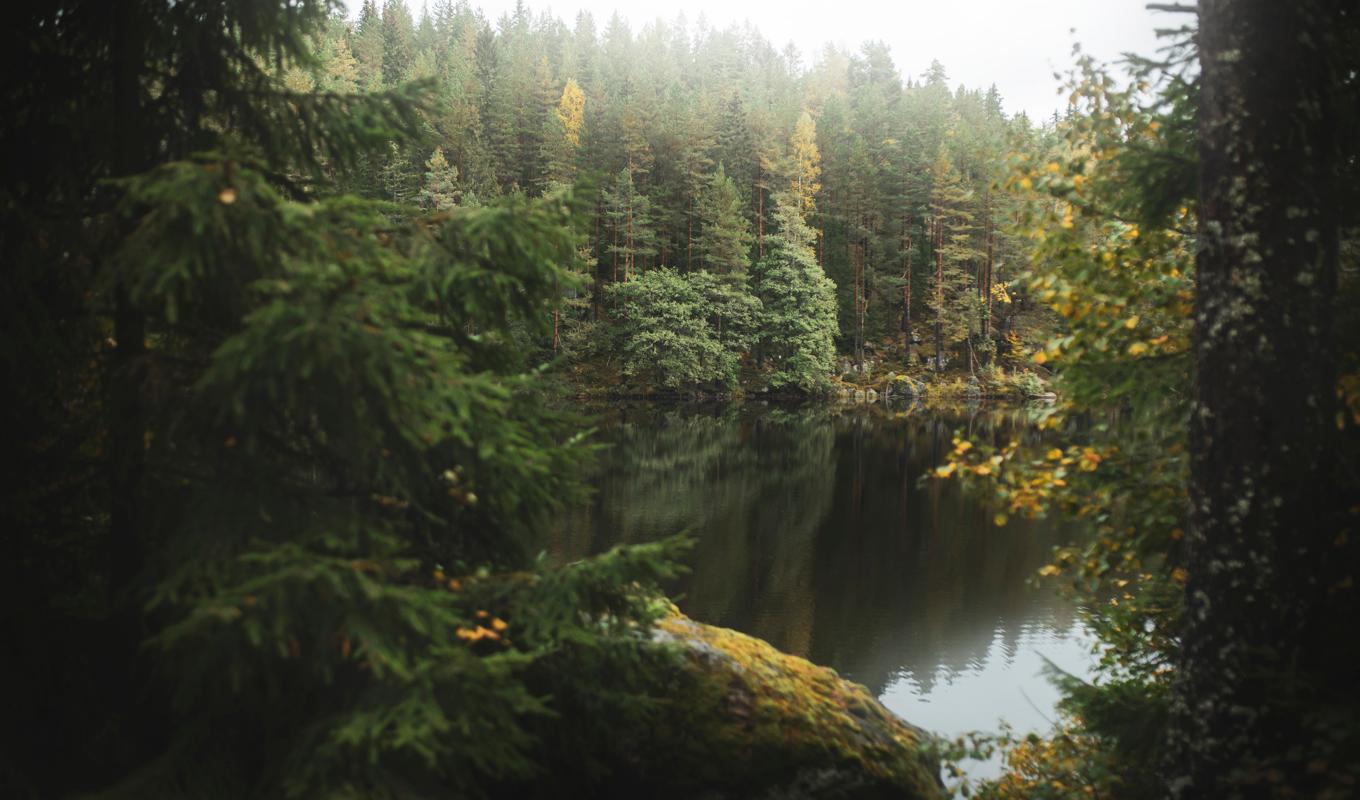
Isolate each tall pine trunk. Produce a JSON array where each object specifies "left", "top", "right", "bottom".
[
  {"left": 1173, "top": 1, "right": 1348, "bottom": 795},
  {"left": 109, "top": 0, "right": 148, "bottom": 598},
  {"left": 902, "top": 213, "right": 913, "bottom": 353},
  {"left": 933, "top": 217, "right": 943, "bottom": 370}
]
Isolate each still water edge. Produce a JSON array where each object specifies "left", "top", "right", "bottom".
[{"left": 549, "top": 402, "right": 1096, "bottom": 777}]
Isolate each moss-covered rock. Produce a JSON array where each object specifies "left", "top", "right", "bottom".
[
  {"left": 522, "top": 608, "right": 944, "bottom": 799},
  {"left": 649, "top": 613, "right": 945, "bottom": 800}
]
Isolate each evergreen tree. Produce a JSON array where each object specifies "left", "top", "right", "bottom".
[
  {"left": 606, "top": 268, "right": 758, "bottom": 389},
  {"left": 752, "top": 194, "right": 839, "bottom": 391},
  {"left": 1, "top": 3, "right": 684, "bottom": 795},
  {"left": 380, "top": 0, "right": 417, "bottom": 86},
  {"left": 927, "top": 145, "right": 981, "bottom": 369},
  {"left": 716, "top": 92, "right": 758, "bottom": 207},
  {"left": 353, "top": 0, "right": 386, "bottom": 90},
  {"left": 419, "top": 146, "right": 461, "bottom": 210},
  {"left": 380, "top": 141, "right": 419, "bottom": 206},
  {"left": 317, "top": 27, "right": 360, "bottom": 93},
  {"left": 603, "top": 166, "right": 656, "bottom": 280},
  {"left": 696, "top": 164, "right": 754, "bottom": 274}
]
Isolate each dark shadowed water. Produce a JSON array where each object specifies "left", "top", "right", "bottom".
[{"left": 550, "top": 401, "right": 1094, "bottom": 774}]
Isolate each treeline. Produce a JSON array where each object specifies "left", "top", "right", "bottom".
[{"left": 292, "top": 1, "right": 1042, "bottom": 388}]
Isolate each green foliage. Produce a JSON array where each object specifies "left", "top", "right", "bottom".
[
  {"left": 931, "top": 35, "right": 1201, "bottom": 800},
  {"left": 2, "top": 3, "right": 701, "bottom": 796},
  {"left": 603, "top": 166, "right": 657, "bottom": 279},
  {"left": 696, "top": 164, "right": 753, "bottom": 274},
  {"left": 927, "top": 146, "right": 985, "bottom": 364},
  {"left": 606, "top": 268, "right": 760, "bottom": 390},
  {"left": 274, "top": 6, "right": 1035, "bottom": 378},
  {"left": 752, "top": 195, "right": 840, "bottom": 392},
  {"left": 107, "top": 152, "right": 698, "bottom": 796},
  {"left": 419, "top": 146, "right": 460, "bottom": 210}
]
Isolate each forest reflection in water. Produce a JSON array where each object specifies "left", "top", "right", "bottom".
[{"left": 549, "top": 401, "right": 1094, "bottom": 742}]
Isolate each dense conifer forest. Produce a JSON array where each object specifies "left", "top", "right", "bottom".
[
  {"left": 2, "top": 1, "right": 1357, "bottom": 799},
  {"left": 286, "top": 0, "right": 1039, "bottom": 393}
]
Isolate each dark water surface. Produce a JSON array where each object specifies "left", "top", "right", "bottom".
[{"left": 550, "top": 402, "right": 1093, "bottom": 760}]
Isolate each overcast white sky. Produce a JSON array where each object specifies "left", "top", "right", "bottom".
[{"left": 362, "top": 1, "right": 1179, "bottom": 120}]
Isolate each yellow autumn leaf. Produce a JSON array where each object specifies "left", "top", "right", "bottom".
[
  {"left": 1124, "top": 315, "right": 1140, "bottom": 330},
  {"left": 934, "top": 463, "right": 956, "bottom": 478},
  {"left": 1046, "top": 448, "right": 1064, "bottom": 460},
  {"left": 1128, "top": 342, "right": 1148, "bottom": 356},
  {"left": 1038, "top": 565, "right": 1062, "bottom": 577},
  {"left": 993, "top": 513, "right": 1009, "bottom": 527},
  {"left": 1033, "top": 350, "right": 1048, "bottom": 365}
]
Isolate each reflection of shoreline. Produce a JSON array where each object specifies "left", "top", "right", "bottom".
[
  {"left": 550, "top": 404, "right": 1091, "bottom": 735},
  {"left": 880, "top": 622, "right": 1097, "bottom": 784}
]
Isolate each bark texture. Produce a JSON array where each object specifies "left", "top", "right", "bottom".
[{"left": 1175, "top": 1, "right": 1353, "bottom": 796}]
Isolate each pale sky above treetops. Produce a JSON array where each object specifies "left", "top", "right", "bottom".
[{"left": 351, "top": 0, "right": 1175, "bottom": 122}]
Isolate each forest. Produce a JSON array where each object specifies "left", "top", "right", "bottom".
[
  {"left": 1, "top": 1, "right": 1357, "bottom": 799},
  {"left": 280, "top": 0, "right": 1038, "bottom": 394}
]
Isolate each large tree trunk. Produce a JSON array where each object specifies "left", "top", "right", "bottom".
[
  {"left": 109, "top": 0, "right": 148, "bottom": 599},
  {"left": 1174, "top": 2, "right": 1349, "bottom": 795},
  {"left": 933, "top": 217, "right": 943, "bottom": 370},
  {"left": 902, "top": 214, "right": 913, "bottom": 353}
]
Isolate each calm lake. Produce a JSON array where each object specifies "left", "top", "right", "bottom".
[{"left": 551, "top": 401, "right": 1095, "bottom": 778}]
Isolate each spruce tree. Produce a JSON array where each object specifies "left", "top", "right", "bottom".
[
  {"left": 381, "top": 0, "right": 417, "bottom": 86},
  {"left": 927, "top": 145, "right": 981, "bottom": 370},
  {"left": 1, "top": 2, "right": 683, "bottom": 796},
  {"left": 353, "top": 0, "right": 386, "bottom": 90},
  {"left": 696, "top": 164, "right": 754, "bottom": 274},
  {"left": 603, "top": 166, "right": 657, "bottom": 280},
  {"left": 419, "top": 146, "right": 461, "bottom": 210},
  {"left": 752, "top": 194, "right": 840, "bottom": 391}
]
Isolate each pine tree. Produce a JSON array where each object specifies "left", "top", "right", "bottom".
[
  {"left": 380, "top": 141, "right": 419, "bottom": 206},
  {"left": 419, "top": 146, "right": 461, "bottom": 210},
  {"left": 1, "top": 3, "right": 685, "bottom": 795},
  {"left": 927, "top": 145, "right": 981, "bottom": 370},
  {"left": 318, "top": 27, "right": 360, "bottom": 93},
  {"left": 606, "top": 268, "right": 759, "bottom": 389},
  {"left": 603, "top": 166, "right": 656, "bottom": 280},
  {"left": 696, "top": 164, "right": 753, "bottom": 274},
  {"left": 752, "top": 194, "right": 839, "bottom": 391},
  {"left": 381, "top": 0, "right": 417, "bottom": 86},
  {"left": 716, "top": 92, "right": 758, "bottom": 224},
  {"left": 477, "top": 28, "right": 519, "bottom": 191},
  {"left": 353, "top": 0, "right": 386, "bottom": 90}
]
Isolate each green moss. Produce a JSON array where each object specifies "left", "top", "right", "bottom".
[
  {"left": 646, "top": 611, "right": 946, "bottom": 799},
  {"left": 519, "top": 604, "right": 943, "bottom": 798}
]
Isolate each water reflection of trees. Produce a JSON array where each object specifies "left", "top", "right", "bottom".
[{"left": 552, "top": 403, "right": 1081, "bottom": 698}]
